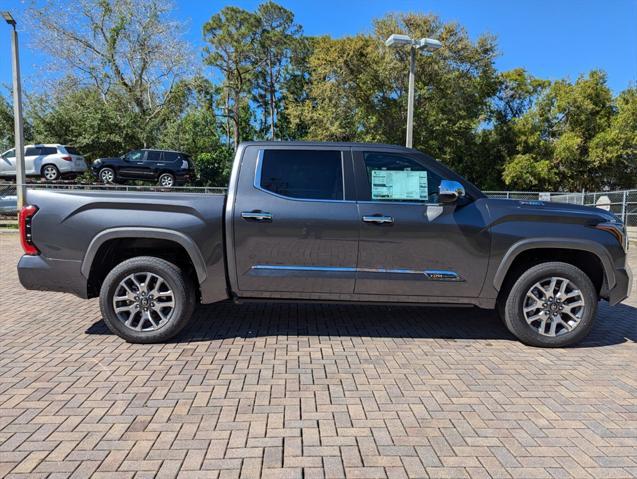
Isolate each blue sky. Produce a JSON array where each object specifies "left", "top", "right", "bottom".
[{"left": 1, "top": 0, "right": 636, "bottom": 95}]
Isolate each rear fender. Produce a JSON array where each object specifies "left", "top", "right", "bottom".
[{"left": 81, "top": 227, "right": 207, "bottom": 283}]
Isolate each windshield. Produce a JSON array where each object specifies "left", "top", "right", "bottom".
[{"left": 1, "top": 149, "right": 16, "bottom": 159}]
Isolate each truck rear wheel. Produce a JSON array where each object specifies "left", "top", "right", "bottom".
[
  {"left": 501, "top": 261, "right": 597, "bottom": 348},
  {"left": 99, "top": 256, "right": 196, "bottom": 343}
]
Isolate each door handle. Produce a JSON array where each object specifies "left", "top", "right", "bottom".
[
  {"left": 242, "top": 211, "right": 272, "bottom": 222},
  {"left": 362, "top": 215, "right": 394, "bottom": 224}
]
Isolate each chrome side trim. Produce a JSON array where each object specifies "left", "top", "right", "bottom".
[
  {"left": 250, "top": 264, "right": 357, "bottom": 278},
  {"left": 252, "top": 265, "right": 356, "bottom": 272},
  {"left": 250, "top": 265, "right": 463, "bottom": 281},
  {"left": 357, "top": 267, "right": 424, "bottom": 274}
]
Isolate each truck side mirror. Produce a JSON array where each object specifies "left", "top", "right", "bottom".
[{"left": 439, "top": 180, "right": 465, "bottom": 203}]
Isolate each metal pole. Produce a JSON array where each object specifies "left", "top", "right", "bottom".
[
  {"left": 10, "top": 25, "right": 26, "bottom": 209},
  {"left": 622, "top": 190, "right": 627, "bottom": 224},
  {"left": 405, "top": 46, "right": 416, "bottom": 148}
]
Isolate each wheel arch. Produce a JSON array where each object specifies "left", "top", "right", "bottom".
[
  {"left": 494, "top": 238, "right": 615, "bottom": 297},
  {"left": 40, "top": 163, "right": 60, "bottom": 175},
  {"left": 157, "top": 171, "right": 176, "bottom": 182},
  {"left": 82, "top": 227, "right": 207, "bottom": 296}
]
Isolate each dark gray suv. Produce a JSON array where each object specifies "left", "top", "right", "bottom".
[
  {"left": 91, "top": 149, "right": 194, "bottom": 186},
  {"left": 17, "top": 142, "right": 632, "bottom": 347}
]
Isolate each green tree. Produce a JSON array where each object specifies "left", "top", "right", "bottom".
[
  {"left": 475, "top": 69, "right": 549, "bottom": 189},
  {"left": 203, "top": 6, "right": 262, "bottom": 149},
  {"left": 0, "top": 95, "right": 14, "bottom": 153},
  {"left": 252, "top": 2, "right": 302, "bottom": 139},
  {"left": 276, "top": 36, "right": 315, "bottom": 140},
  {"left": 589, "top": 87, "right": 637, "bottom": 188},
  {"left": 159, "top": 76, "right": 232, "bottom": 185},
  {"left": 502, "top": 70, "right": 616, "bottom": 190},
  {"left": 27, "top": 80, "right": 143, "bottom": 160},
  {"left": 286, "top": 13, "right": 499, "bottom": 185},
  {"left": 30, "top": 0, "right": 191, "bottom": 148}
]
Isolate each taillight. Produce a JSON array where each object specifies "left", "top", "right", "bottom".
[
  {"left": 61, "top": 156, "right": 72, "bottom": 161},
  {"left": 19, "top": 205, "right": 39, "bottom": 255}
]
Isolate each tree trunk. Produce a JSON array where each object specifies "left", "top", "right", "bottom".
[
  {"left": 261, "top": 93, "right": 267, "bottom": 137},
  {"left": 268, "top": 57, "right": 276, "bottom": 140},
  {"left": 233, "top": 90, "right": 240, "bottom": 151},
  {"left": 225, "top": 87, "right": 231, "bottom": 147}
]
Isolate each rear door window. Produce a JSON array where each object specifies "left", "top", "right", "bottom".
[
  {"left": 258, "top": 149, "right": 344, "bottom": 201},
  {"left": 162, "top": 152, "right": 179, "bottom": 162},
  {"left": 39, "top": 146, "right": 58, "bottom": 155},
  {"left": 146, "top": 150, "right": 162, "bottom": 162}
]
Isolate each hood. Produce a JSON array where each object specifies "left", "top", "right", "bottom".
[
  {"left": 484, "top": 198, "right": 621, "bottom": 226},
  {"left": 91, "top": 156, "right": 126, "bottom": 166},
  {"left": 93, "top": 156, "right": 122, "bottom": 163}
]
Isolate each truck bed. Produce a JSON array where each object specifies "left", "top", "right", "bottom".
[{"left": 18, "top": 188, "right": 229, "bottom": 302}]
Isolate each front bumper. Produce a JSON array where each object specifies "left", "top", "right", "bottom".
[
  {"left": 18, "top": 254, "right": 88, "bottom": 299},
  {"left": 607, "top": 263, "right": 632, "bottom": 306}
]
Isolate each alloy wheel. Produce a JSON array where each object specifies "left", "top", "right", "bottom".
[
  {"left": 522, "top": 276, "right": 585, "bottom": 337},
  {"left": 159, "top": 174, "right": 174, "bottom": 187},
  {"left": 43, "top": 166, "right": 58, "bottom": 181},
  {"left": 100, "top": 169, "right": 114, "bottom": 183},
  {"left": 112, "top": 272, "right": 175, "bottom": 331}
]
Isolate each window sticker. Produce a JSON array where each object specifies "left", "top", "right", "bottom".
[{"left": 371, "top": 169, "right": 428, "bottom": 200}]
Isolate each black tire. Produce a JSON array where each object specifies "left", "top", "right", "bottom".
[
  {"left": 99, "top": 167, "right": 116, "bottom": 184},
  {"left": 158, "top": 173, "right": 175, "bottom": 187},
  {"left": 496, "top": 297, "right": 506, "bottom": 324},
  {"left": 99, "top": 256, "right": 196, "bottom": 343},
  {"left": 501, "top": 262, "right": 597, "bottom": 348},
  {"left": 41, "top": 164, "right": 60, "bottom": 182}
]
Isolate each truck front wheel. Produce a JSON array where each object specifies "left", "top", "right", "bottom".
[
  {"left": 501, "top": 262, "right": 598, "bottom": 348},
  {"left": 99, "top": 256, "right": 196, "bottom": 343}
]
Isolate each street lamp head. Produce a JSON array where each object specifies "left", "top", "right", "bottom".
[
  {"left": 386, "top": 33, "right": 442, "bottom": 52},
  {"left": 385, "top": 34, "right": 413, "bottom": 48},
  {"left": 1, "top": 11, "right": 16, "bottom": 26},
  {"left": 417, "top": 38, "right": 442, "bottom": 51}
]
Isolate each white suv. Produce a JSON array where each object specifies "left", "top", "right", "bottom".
[{"left": 0, "top": 144, "right": 87, "bottom": 181}]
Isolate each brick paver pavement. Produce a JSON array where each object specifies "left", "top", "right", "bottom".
[{"left": 1, "top": 232, "right": 636, "bottom": 479}]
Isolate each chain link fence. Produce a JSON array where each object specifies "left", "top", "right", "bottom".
[{"left": 485, "top": 190, "right": 637, "bottom": 227}]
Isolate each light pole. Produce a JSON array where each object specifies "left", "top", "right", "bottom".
[
  {"left": 2, "top": 11, "right": 26, "bottom": 209},
  {"left": 385, "top": 34, "right": 442, "bottom": 148}
]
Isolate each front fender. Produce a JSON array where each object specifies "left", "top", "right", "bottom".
[
  {"left": 493, "top": 237, "right": 616, "bottom": 291},
  {"left": 81, "top": 227, "right": 208, "bottom": 283}
]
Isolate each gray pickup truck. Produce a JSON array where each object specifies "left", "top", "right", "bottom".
[{"left": 17, "top": 142, "right": 631, "bottom": 347}]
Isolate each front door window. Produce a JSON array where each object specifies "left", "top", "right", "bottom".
[
  {"left": 362, "top": 152, "right": 443, "bottom": 204},
  {"left": 125, "top": 150, "right": 144, "bottom": 162}
]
